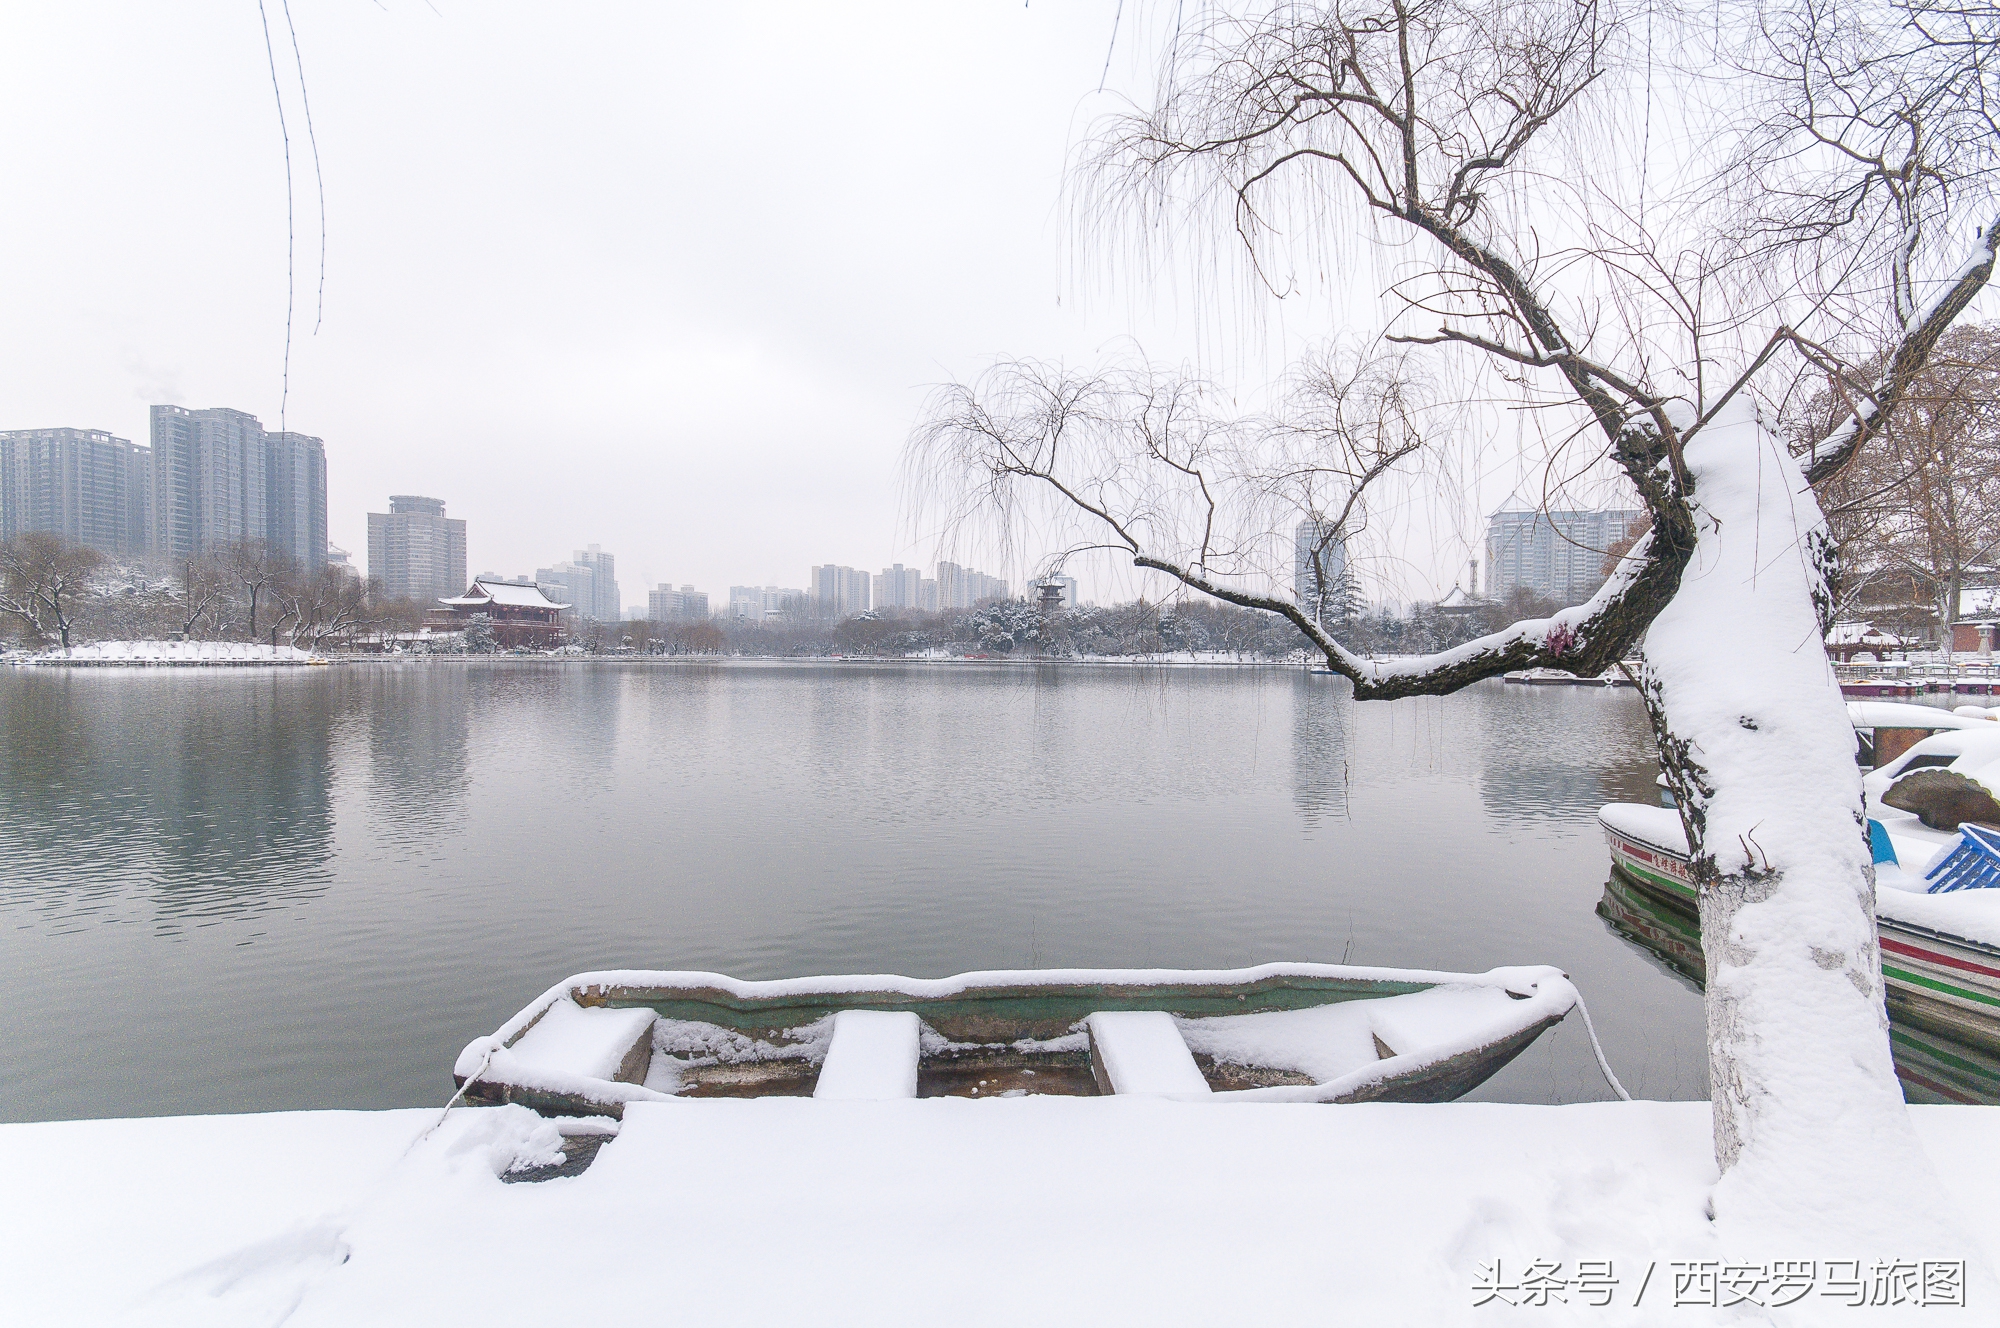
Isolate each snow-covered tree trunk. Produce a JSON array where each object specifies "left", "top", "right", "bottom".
[{"left": 1646, "top": 402, "right": 1982, "bottom": 1261}]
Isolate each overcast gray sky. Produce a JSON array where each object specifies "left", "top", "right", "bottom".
[{"left": 0, "top": 1, "right": 1473, "bottom": 605}]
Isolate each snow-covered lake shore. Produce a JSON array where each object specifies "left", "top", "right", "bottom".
[
  {"left": 10, "top": 640, "right": 327, "bottom": 665},
  {"left": 7, "top": 1100, "right": 1995, "bottom": 1325}
]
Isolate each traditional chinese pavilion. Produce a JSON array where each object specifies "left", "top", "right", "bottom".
[{"left": 436, "top": 577, "right": 570, "bottom": 648}]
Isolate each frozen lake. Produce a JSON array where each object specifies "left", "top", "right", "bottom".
[{"left": 0, "top": 659, "right": 1698, "bottom": 1121}]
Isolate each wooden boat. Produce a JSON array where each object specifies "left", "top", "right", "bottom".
[
  {"left": 1598, "top": 801, "right": 2000, "bottom": 1057},
  {"left": 453, "top": 963, "right": 1580, "bottom": 1118}
]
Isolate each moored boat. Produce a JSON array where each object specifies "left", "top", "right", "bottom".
[
  {"left": 1598, "top": 795, "right": 2000, "bottom": 1057},
  {"left": 454, "top": 963, "right": 1580, "bottom": 1117}
]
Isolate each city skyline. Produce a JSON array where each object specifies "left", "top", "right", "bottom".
[{"left": 0, "top": 6, "right": 1593, "bottom": 607}]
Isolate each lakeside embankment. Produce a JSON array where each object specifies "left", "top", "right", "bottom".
[{"left": 6, "top": 1100, "right": 1995, "bottom": 1325}]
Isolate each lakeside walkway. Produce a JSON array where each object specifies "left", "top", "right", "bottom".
[{"left": 6, "top": 1100, "right": 1996, "bottom": 1324}]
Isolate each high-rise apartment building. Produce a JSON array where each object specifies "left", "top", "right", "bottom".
[
  {"left": 934, "top": 561, "right": 1009, "bottom": 610},
  {"left": 873, "top": 564, "right": 924, "bottom": 610},
  {"left": 1484, "top": 497, "right": 1642, "bottom": 607},
  {"left": 649, "top": 584, "right": 710, "bottom": 621},
  {"left": 728, "top": 586, "right": 806, "bottom": 620},
  {"left": 367, "top": 495, "right": 467, "bottom": 602},
  {"left": 0, "top": 428, "right": 153, "bottom": 556},
  {"left": 810, "top": 564, "right": 872, "bottom": 617},
  {"left": 535, "top": 560, "right": 597, "bottom": 619},
  {"left": 1294, "top": 519, "right": 1350, "bottom": 623},
  {"left": 148, "top": 405, "right": 326, "bottom": 569},
  {"left": 265, "top": 432, "right": 328, "bottom": 573},
  {"left": 573, "top": 545, "right": 620, "bottom": 621}
]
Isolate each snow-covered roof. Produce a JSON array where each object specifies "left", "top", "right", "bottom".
[
  {"left": 1958, "top": 585, "right": 2000, "bottom": 620},
  {"left": 440, "top": 578, "right": 570, "bottom": 611},
  {"left": 1826, "top": 620, "right": 1908, "bottom": 645}
]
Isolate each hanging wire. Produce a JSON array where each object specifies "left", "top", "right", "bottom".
[
  {"left": 255, "top": 0, "right": 295, "bottom": 434},
  {"left": 282, "top": 0, "right": 327, "bottom": 335},
  {"left": 1099, "top": 0, "right": 1126, "bottom": 94}
]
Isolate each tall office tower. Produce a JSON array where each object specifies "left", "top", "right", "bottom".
[
  {"left": 573, "top": 544, "right": 620, "bottom": 621},
  {"left": 367, "top": 495, "right": 468, "bottom": 602},
  {"left": 810, "top": 564, "right": 871, "bottom": 617},
  {"left": 918, "top": 577, "right": 938, "bottom": 611},
  {"left": 1483, "top": 497, "right": 1643, "bottom": 606},
  {"left": 265, "top": 432, "right": 327, "bottom": 571},
  {"left": 535, "top": 560, "right": 597, "bottom": 618},
  {"left": 1293, "top": 518, "right": 1350, "bottom": 623},
  {"left": 0, "top": 428, "right": 153, "bottom": 556},
  {"left": 649, "top": 584, "right": 710, "bottom": 621},
  {"left": 872, "top": 564, "right": 923, "bottom": 610}
]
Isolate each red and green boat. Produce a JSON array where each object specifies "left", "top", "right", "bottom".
[{"left": 1597, "top": 802, "right": 2000, "bottom": 1063}]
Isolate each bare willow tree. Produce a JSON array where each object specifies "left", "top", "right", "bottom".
[{"left": 913, "top": 0, "right": 1998, "bottom": 1251}]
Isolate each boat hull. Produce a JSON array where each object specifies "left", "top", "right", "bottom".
[
  {"left": 456, "top": 963, "right": 1578, "bottom": 1117},
  {"left": 1600, "top": 813, "right": 2000, "bottom": 1058}
]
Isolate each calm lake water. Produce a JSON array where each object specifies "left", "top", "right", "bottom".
[{"left": 0, "top": 660, "right": 1703, "bottom": 1122}]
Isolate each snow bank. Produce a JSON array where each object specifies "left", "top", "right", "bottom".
[
  {"left": 17, "top": 640, "right": 326, "bottom": 665},
  {"left": 5, "top": 1101, "right": 1995, "bottom": 1326}
]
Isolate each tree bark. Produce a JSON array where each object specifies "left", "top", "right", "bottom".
[{"left": 1648, "top": 403, "right": 1972, "bottom": 1256}]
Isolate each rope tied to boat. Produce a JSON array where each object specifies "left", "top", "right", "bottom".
[
  {"left": 417, "top": 1042, "right": 497, "bottom": 1146},
  {"left": 1572, "top": 988, "right": 1632, "bottom": 1101}
]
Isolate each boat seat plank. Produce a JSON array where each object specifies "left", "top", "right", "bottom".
[
  {"left": 1085, "top": 1011, "right": 1211, "bottom": 1096},
  {"left": 813, "top": 1010, "right": 921, "bottom": 1100}
]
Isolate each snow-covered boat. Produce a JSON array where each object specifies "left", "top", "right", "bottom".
[
  {"left": 453, "top": 964, "right": 1580, "bottom": 1118},
  {"left": 1599, "top": 716, "right": 2000, "bottom": 1057}
]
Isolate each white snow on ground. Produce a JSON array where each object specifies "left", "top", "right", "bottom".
[
  {"left": 17, "top": 640, "right": 324, "bottom": 664},
  {"left": 3, "top": 1101, "right": 1995, "bottom": 1326}
]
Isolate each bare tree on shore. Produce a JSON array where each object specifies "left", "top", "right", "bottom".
[
  {"left": 913, "top": 0, "right": 1998, "bottom": 1253},
  {"left": 0, "top": 533, "right": 103, "bottom": 651},
  {"left": 1810, "top": 323, "right": 2000, "bottom": 653}
]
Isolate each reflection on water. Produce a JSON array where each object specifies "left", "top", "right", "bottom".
[
  {"left": 1596, "top": 870, "right": 2000, "bottom": 1104},
  {"left": 0, "top": 670, "right": 340, "bottom": 932},
  {"left": 1291, "top": 675, "right": 1351, "bottom": 827},
  {"left": 1, "top": 662, "right": 1713, "bottom": 1121}
]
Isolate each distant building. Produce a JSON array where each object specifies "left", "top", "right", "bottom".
[
  {"left": 572, "top": 544, "right": 620, "bottom": 621},
  {"left": 535, "top": 559, "right": 601, "bottom": 621},
  {"left": 650, "top": 584, "right": 710, "bottom": 621},
  {"left": 624, "top": 604, "right": 646, "bottom": 622},
  {"left": 874, "top": 564, "right": 924, "bottom": 610},
  {"left": 326, "top": 542, "right": 361, "bottom": 580},
  {"left": 728, "top": 585, "right": 805, "bottom": 620},
  {"left": 918, "top": 577, "right": 938, "bottom": 612},
  {"left": 811, "top": 564, "right": 872, "bottom": 617},
  {"left": 1029, "top": 574, "right": 1078, "bottom": 610},
  {"left": 1293, "top": 519, "right": 1350, "bottom": 624},
  {"left": 935, "top": 561, "right": 1008, "bottom": 610},
  {"left": 1484, "top": 496, "right": 1642, "bottom": 606},
  {"left": 148, "top": 405, "right": 325, "bottom": 569},
  {"left": 436, "top": 575, "right": 569, "bottom": 648},
  {"left": 0, "top": 427, "right": 153, "bottom": 556},
  {"left": 367, "top": 495, "right": 467, "bottom": 603},
  {"left": 265, "top": 432, "right": 328, "bottom": 573}
]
